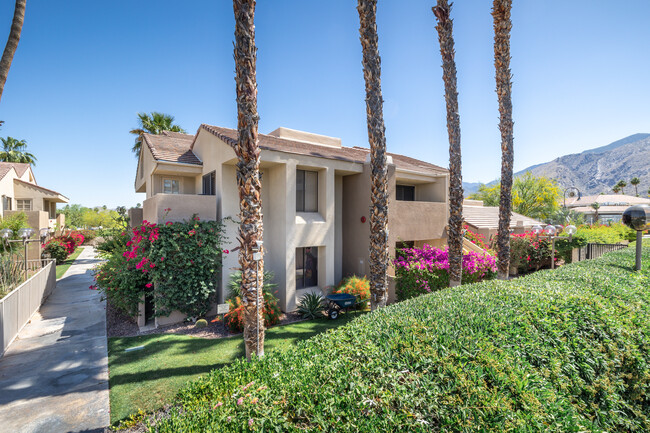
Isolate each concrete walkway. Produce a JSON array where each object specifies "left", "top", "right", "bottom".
[{"left": 0, "top": 247, "right": 109, "bottom": 433}]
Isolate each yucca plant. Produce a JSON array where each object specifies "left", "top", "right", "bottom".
[{"left": 296, "top": 293, "right": 325, "bottom": 320}]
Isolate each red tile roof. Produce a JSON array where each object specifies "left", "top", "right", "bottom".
[
  {"left": 142, "top": 131, "right": 201, "bottom": 165},
  {"left": 0, "top": 162, "right": 31, "bottom": 181},
  {"left": 198, "top": 124, "right": 448, "bottom": 176}
]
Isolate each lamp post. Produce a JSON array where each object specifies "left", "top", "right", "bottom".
[
  {"left": 252, "top": 240, "right": 263, "bottom": 358},
  {"left": 531, "top": 224, "right": 577, "bottom": 270},
  {"left": 564, "top": 187, "right": 581, "bottom": 209}
]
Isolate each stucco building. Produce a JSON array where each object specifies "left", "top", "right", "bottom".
[
  {"left": 565, "top": 194, "right": 650, "bottom": 224},
  {"left": 462, "top": 199, "right": 543, "bottom": 242},
  {"left": 134, "top": 125, "right": 449, "bottom": 312}
]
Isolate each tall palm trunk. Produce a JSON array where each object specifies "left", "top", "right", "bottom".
[
  {"left": 433, "top": 0, "right": 463, "bottom": 287},
  {"left": 358, "top": 0, "right": 389, "bottom": 309},
  {"left": 233, "top": 0, "right": 264, "bottom": 360},
  {"left": 0, "top": 0, "right": 26, "bottom": 103},
  {"left": 493, "top": 0, "right": 515, "bottom": 280}
]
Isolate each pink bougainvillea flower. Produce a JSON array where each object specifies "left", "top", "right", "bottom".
[
  {"left": 165, "top": 221, "right": 172, "bottom": 226},
  {"left": 223, "top": 249, "right": 229, "bottom": 254},
  {"left": 145, "top": 283, "right": 152, "bottom": 288}
]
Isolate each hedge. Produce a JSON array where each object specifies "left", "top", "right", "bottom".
[{"left": 142, "top": 246, "right": 650, "bottom": 432}]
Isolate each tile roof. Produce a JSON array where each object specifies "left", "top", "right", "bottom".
[
  {"left": 142, "top": 131, "right": 201, "bottom": 165},
  {"left": 198, "top": 124, "right": 448, "bottom": 176},
  {"left": 463, "top": 205, "right": 542, "bottom": 230},
  {"left": 0, "top": 162, "right": 31, "bottom": 181},
  {"left": 566, "top": 194, "right": 650, "bottom": 208}
]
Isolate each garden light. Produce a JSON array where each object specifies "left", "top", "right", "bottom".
[
  {"left": 18, "top": 228, "right": 34, "bottom": 239},
  {"left": 543, "top": 225, "right": 557, "bottom": 236},
  {"left": 39, "top": 228, "right": 50, "bottom": 239},
  {"left": 565, "top": 225, "right": 577, "bottom": 236},
  {"left": 0, "top": 228, "right": 12, "bottom": 240},
  {"left": 531, "top": 225, "right": 543, "bottom": 235},
  {"left": 622, "top": 204, "right": 650, "bottom": 271},
  {"left": 554, "top": 225, "right": 563, "bottom": 234}
]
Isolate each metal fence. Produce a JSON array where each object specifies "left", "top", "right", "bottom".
[
  {"left": 576, "top": 243, "right": 628, "bottom": 262},
  {"left": 0, "top": 259, "right": 56, "bottom": 357}
]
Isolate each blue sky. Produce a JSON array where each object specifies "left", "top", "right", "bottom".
[{"left": 1, "top": 1, "right": 649, "bottom": 208}]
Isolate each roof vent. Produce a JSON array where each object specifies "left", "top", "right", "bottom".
[{"left": 268, "top": 127, "right": 342, "bottom": 148}]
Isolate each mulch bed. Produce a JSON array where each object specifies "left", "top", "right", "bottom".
[{"left": 105, "top": 299, "right": 304, "bottom": 339}]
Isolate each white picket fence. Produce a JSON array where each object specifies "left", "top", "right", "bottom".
[{"left": 0, "top": 259, "right": 56, "bottom": 357}]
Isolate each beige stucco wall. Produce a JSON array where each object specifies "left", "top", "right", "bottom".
[
  {"left": 142, "top": 194, "right": 217, "bottom": 224},
  {"left": 0, "top": 166, "right": 37, "bottom": 219}
]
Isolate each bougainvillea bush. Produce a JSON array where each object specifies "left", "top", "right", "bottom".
[
  {"left": 142, "top": 246, "right": 650, "bottom": 432},
  {"left": 509, "top": 231, "right": 557, "bottom": 272},
  {"left": 93, "top": 217, "right": 226, "bottom": 319},
  {"left": 463, "top": 224, "right": 488, "bottom": 250},
  {"left": 334, "top": 275, "right": 370, "bottom": 308},
  {"left": 394, "top": 245, "right": 496, "bottom": 300},
  {"left": 42, "top": 231, "right": 85, "bottom": 264}
]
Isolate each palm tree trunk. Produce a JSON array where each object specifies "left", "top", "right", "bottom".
[
  {"left": 0, "top": 0, "right": 26, "bottom": 103},
  {"left": 233, "top": 0, "right": 264, "bottom": 360},
  {"left": 493, "top": 0, "right": 515, "bottom": 280},
  {"left": 433, "top": 1, "right": 463, "bottom": 287},
  {"left": 357, "top": 0, "right": 389, "bottom": 309}
]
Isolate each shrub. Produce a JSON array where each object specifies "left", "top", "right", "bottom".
[
  {"left": 463, "top": 224, "right": 488, "bottom": 250},
  {"left": 0, "top": 254, "right": 22, "bottom": 298},
  {"left": 394, "top": 246, "right": 496, "bottom": 300},
  {"left": 195, "top": 319, "right": 208, "bottom": 328},
  {"left": 296, "top": 292, "right": 325, "bottom": 319},
  {"left": 146, "top": 246, "right": 650, "bottom": 432},
  {"left": 93, "top": 250, "right": 149, "bottom": 318},
  {"left": 96, "top": 230, "right": 129, "bottom": 256},
  {"left": 224, "top": 271, "right": 281, "bottom": 333},
  {"left": 0, "top": 212, "right": 29, "bottom": 254},
  {"left": 42, "top": 241, "right": 68, "bottom": 264},
  {"left": 334, "top": 275, "right": 370, "bottom": 308}
]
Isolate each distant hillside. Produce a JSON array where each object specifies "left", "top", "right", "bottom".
[{"left": 513, "top": 134, "right": 650, "bottom": 196}]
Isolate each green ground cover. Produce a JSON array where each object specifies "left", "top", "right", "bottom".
[
  {"left": 143, "top": 246, "right": 650, "bottom": 432},
  {"left": 108, "top": 311, "right": 365, "bottom": 424},
  {"left": 55, "top": 247, "right": 83, "bottom": 279}
]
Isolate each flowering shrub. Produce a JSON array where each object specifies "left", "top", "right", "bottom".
[
  {"left": 334, "top": 275, "right": 370, "bottom": 308},
  {"left": 42, "top": 231, "right": 85, "bottom": 264},
  {"left": 92, "top": 216, "right": 226, "bottom": 319},
  {"left": 43, "top": 242, "right": 69, "bottom": 264},
  {"left": 224, "top": 271, "right": 281, "bottom": 333},
  {"left": 463, "top": 225, "right": 488, "bottom": 250},
  {"left": 509, "top": 232, "right": 557, "bottom": 272},
  {"left": 394, "top": 245, "right": 497, "bottom": 301}
]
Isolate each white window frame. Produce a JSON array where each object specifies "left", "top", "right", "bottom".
[
  {"left": 16, "top": 199, "right": 32, "bottom": 211},
  {"left": 162, "top": 178, "right": 180, "bottom": 194}
]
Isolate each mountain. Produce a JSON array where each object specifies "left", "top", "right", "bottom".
[{"left": 513, "top": 134, "right": 650, "bottom": 196}]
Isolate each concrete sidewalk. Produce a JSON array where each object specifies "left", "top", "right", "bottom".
[{"left": 0, "top": 246, "right": 109, "bottom": 433}]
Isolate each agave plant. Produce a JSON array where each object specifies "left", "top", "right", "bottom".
[{"left": 296, "top": 293, "right": 325, "bottom": 320}]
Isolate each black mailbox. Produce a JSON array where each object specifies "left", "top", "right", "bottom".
[{"left": 622, "top": 204, "right": 650, "bottom": 231}]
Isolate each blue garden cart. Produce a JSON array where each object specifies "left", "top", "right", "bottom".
[{"left": 325, "top": 293, "right": 357, "bottom": 320}]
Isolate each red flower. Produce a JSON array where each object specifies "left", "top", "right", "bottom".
[
  {"left": 145, "top": 283, "right": 152, "bottom": 288},
  {"left": 224, "top": 249, "right": 229, "bottom": 254}
]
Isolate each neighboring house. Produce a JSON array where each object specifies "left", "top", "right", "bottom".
[
  {"left": 463, "top": 199, "right": 543, "bottom": 242},
  {"left": 565, "top": 194, "right": 650, "bottom": 224},
  {"left": 134, "top": 125, "right": 449, "bottom": 316},
  {"left": 0, "top": 162, "right": 68, "bottom": 261}
]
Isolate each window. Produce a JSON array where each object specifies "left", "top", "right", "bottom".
[
  {"left": 396, "top": 184, "right": 415, "bottom": 201},
  {"left": 296, "top": 247, "right": 318, "bottom": 289},
  {"left": 163, "top": 178, "right": 180, "bottom": 194},
  {"left": 296, "top": 169, "right": 318, "bottom": 212},
  {"left": 202, "top": 171, "right": 216, "bottom": 195},
  {"left": 1, "top": 196, "right": 10, "bottom": 211},
  {"left": 16, "top": 199, "right": 32, "bottom": 211}
]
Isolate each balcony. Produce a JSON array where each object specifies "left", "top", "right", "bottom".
[
  {"left": 390, "top": 200, "right": 447, "bottom": 241},
  {"left": 143, "top": 194, "right": 217, "bottom": 224}
]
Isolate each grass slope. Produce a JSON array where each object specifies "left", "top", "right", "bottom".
[
  {"left": 55, "top": 247, "right": 83, "bottom": 279},
  {"left": 144, "top": 246, "right": 650, "bottom": 432},
  {"left": 108, "top": 311, "right": 365, "bottom": 424}
]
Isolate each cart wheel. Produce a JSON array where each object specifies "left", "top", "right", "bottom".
[{"left": 328, "top": 308, "right": 339, "bottom": 320}]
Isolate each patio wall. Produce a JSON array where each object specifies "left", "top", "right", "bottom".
[{"left": 0, "top": 259, "right": 56, "bottom": 357}]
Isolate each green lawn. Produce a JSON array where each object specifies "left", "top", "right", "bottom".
[
  {"left": 108, "top": 311, "right": 366, "bottom": 424},
  {"left": 55, "top": 247, "right": 83, "bottom": 279}
]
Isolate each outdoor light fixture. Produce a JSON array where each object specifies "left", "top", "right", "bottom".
[
  {"left": 622, "top": 204, "right": 650, "bottom": 271},
  {"left": 39, "top": 228, "right": 50, "bottom": 240},
  {"left": 543, "top": 225, "right": 557, "bottom": 236},
  {"left": 531, "top": 225, "right": 543, "bottom": 235},
  {"left": 18, "top": 227, "right": 34, "bottom": 239},
  {"left": 0, "top": 228, "right": 12, "bottom": 240},
  {"left": 554, "top": 225, "right": 564, "bottom": 234},
  {"left": 565, "top": 225, "right": 577, "bottom": 239}
]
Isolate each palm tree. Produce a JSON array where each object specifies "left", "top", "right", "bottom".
[
  {"left": 0, "top": 136, "right": 36, "bottom": 165},
  {"left": 129, "top": 112, "right": 186, "bottom": 157},
  {"left": 233, "top": 0, "right": 264, "bottom": 360},
  {"left": 616, "top": 180, "right": 627, "bottom": 195},
  {"left": 493, "top": 0, "right": 515, "bottom": 280},
  {"left": 630, "top": 177, "right": 640, "bottom": 196},
  {"left": 612, "top": 185, "right": 621, "bottom": 194},
  {"left": 590, "top": 202, "right": 600, "bottom": 224},
  {"left": 358, "top": 0, "right": 389, "bottom": 309},
  {"left": 433, "top": 0, "right": 463, "bottom": 287},
  {"left": 0, "top": 0, "right": 26, "bottom": 103}
]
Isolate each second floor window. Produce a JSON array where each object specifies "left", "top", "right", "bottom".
[
  {"left": 396, "top": 184, "right": 415, "bottom": 201},
  {"left": 163, "top": 179, "right": 180, "bottom": 194},
  {"left": 296, "top": 169, "right": 318, "bottom": 212},
  {"left": 202, "top": 172, "right": 216, "bottom": 195},
  {"left": 16, "top": 199, "right": 32, "bottom": 211}
]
